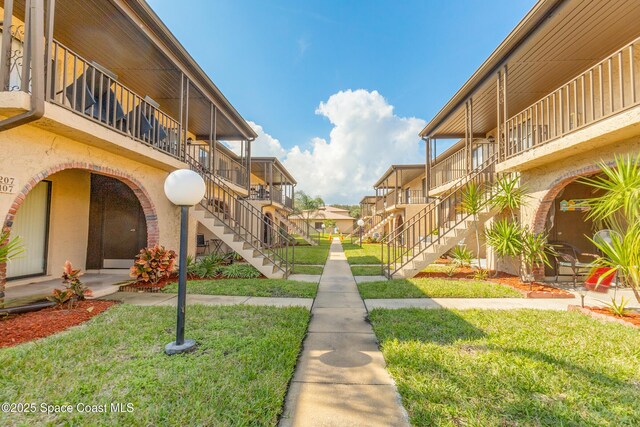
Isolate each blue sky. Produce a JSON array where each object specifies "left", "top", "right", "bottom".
[{"left": 149, "top": 0, "right": 536, "bottom": 203}]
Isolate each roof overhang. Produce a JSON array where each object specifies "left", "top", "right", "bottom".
[{"left": 374, "top": 165, "right": 426, "bottom": 189}]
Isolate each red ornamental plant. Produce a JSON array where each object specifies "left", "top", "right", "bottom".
[{"left": 130, "top": 245, "right": 177, "bottom": 284}]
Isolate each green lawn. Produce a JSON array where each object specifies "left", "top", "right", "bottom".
[
  {"left": 163, "top": 278, "right": 318, "bottom": 298},
  {"left": 293, "top": 265, "right": 324, "bottom": 275},
  {"left": 342, "top": 242, "right": 383, "bottom": 265},
  {"left": 358, "top": 278, "right": 523, "bottom": 299},
  {"left": 351, "top": 265, "right": 384, "bottom": 276},
  {"left": 0, "top": 304, "right": 310, "bottom": 426},
  {"left": 291, "top": 240, "right": 331, "bottom": 265},
  {"left": 369, "top": 308, "right": 640, "bottom": 426}
]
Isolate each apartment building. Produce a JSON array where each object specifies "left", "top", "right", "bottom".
[
  {"left": 382, "top": 0, "right": 640, "bottom": 278},
  {"left": 0, "top": 0, "right": 293, "bottom": 303}
]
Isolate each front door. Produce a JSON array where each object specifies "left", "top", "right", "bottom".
[{"left": 87, "top": 174, "right": 147, "bottom": 269}]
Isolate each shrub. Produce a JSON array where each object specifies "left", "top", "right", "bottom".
[
  {"left": 130, "top": 245, "right": 177, "bottom": 284},
  {"left": 605, "top": 296, "right": 630, "bottom": 317},
  {"left": 221, "top": 263, "right": 261, "bottom": 279},
  {"left": 472, "top": 268, "right": 490, "bottom": 281},
  {"left": 47, "top": 288, "right": 75, "bottom": 308},
  {"left": 61, "top": 260, "right": 92, "bottom": 301},
  {"left": 450, "top": 245, "right": 473, "bottom": 268}
]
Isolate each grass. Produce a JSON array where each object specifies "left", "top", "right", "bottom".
[
  {"left": 293, "top": 265, "right": 324, "bottom": 275},
  {"left": 0, "top": 304, "right": 310, "bottom": 426},
  {"left": 290, "top": 239, "right": 331, "bottom": 265},
  {"left": 351, "top": 265, "right": 384, "bottom": 276},
  {"left": 342, "top": 242, "right": 383, "bottom": 265},
  {"left": 162, "top": 278, "right": 318, "bottom": 298},
  {"left": 357, "top": 278, "right": 523, "bottom": 299},
  {"left": 368, "top": 308, "right": 640, "bottom": 426}
]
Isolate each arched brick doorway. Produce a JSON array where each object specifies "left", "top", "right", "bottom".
[{"left": 1, "top": 162, "right": 159, "bottom": 294}]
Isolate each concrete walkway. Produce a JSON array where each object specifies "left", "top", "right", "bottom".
[
  {"left": 280, "top": 239, "right": 409, "bottom": 427},
  {"left": 103, "top": 291, "right": 313, "bottom": 309}
]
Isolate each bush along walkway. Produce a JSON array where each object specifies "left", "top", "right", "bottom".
[{"left": 279, "top": 239, "right": 409, "bottom": 427}]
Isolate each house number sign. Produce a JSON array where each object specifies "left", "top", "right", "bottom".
[{"left": 0, "top": 175, "right": 17, "bottom": 194}]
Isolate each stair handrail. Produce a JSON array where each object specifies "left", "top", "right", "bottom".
[
  {"left": 184, "top": 152, "right": 293, "bottom": 277},
  {"left": 383, "top": 154, "right": 499, "bottom": 278},
  {"left": 274, "top": 210, "right": 318, "bottom": 245}
]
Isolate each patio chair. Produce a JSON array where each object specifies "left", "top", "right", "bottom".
[
  {"left": 549, "top": 241, "right": 598, "bottom": 288},
  {"left": 196, "top": 234, "right": 209, "bottom": 254}
]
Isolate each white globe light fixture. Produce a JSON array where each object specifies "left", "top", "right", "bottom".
[
  {"left": 357, "top": 219, "right": 365, "bottom": 227},
  {"left": 164, "top": 169, "right": 206, "bottom": 206},
  {"left": 163, "top": 169, "right": 206, "bottom": 355}
]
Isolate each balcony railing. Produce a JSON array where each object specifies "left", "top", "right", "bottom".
[
  {"left": 504, "top": 37, "right": 640, "bottom": 159},
  {"left": 249, "top": 185, "right": 293, "bottom": 209},
  {"left": 397, "top": 190, "right": 427, "bottom": 204},
  {"left": 430, "top": 146, "right": 466, "bottom": 189},
  {"left": 50, "top": 40, "right": 183, "bottom": 159}
]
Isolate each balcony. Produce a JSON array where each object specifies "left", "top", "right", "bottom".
[
  {"left": 249, "top": 185, "right": 294, "bottom": 210},
  {"left": 249, "top": 157, "right": 296, "bottom": 211},
  {"left": 0, "top": 0, "right": 254, "bottom": 187},
  {"left": 501, "top": 36, "right": 640, "bottom": 167},
  {"left": 430, "top": 146, "right": 466, "bottom": 189}
]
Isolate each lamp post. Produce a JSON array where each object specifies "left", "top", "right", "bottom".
[
  {"left": 357, "top": 218, "right": 365, "bottom": 246},
  {"left": 164, "top": 169, "right": 206, "bottom": 355}
]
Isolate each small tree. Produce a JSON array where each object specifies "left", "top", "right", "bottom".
[
  {"left": 491, "top": 175, "right": 528, "bottom": 222},
  {"left": 294, "top": 191, "right": 325, "bottom": 223},
  {"left": 459, "top": 181, "right": 484, "bottom": 268},
  {"left": 484, "top": 218, "right": 524, "bottom": 276},
  {"left": 520, "top": 228, "right": 554, "bottom": 290}
]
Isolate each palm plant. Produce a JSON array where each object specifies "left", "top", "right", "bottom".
[
  {"left": 459, "top": 181, "right": 484, "bottom": 267},
  {"left": 450, "top": 245, "right": 473, "bottom": 269},
  {"left": 580, "top": 154, "right": 640, "bottom": 302},
  {"left": 520, "top": 228, "right": 554, "bottom": 290},
  {"left": 0, "top": 230, "right": 23, "bottom": 264},
  {"left": 294, "top": 191, "right": 325, "bottom": 222},
  {"left": 491, "top": 174, "right": 527, "bottom": 221}
]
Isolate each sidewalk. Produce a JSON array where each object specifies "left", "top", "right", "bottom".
[{"left": 279, "top": 239, "right": 409, "bottom": 427}]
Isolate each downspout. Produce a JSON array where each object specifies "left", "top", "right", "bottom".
[{"left": 0, "top": 0, "right": 47, "bottom": 131}]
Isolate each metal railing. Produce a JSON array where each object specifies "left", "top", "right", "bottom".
[
  {"left": 504, "top": 37, "right": 640, "bottom": 159},
  {"left": 430, "top": 146, "right": 467, "bottom": 189},
  {"left": 185, "top": 152, "right": 293, "bottom": 278},
  {"left": 49, "top": 40, "right": 183, "bottom": 158},
  {"left": 382, "top": 155, "right": 498, "bottom": 278},
  {"left": 274, "top": 211, "right": 319, "bottom": 245},
  {"left": 216, "top": 148, "right": 247, "bottom": 188},
  {"left": 248, "top": 185, "right": 294, "bottom": 209},
  {"left": 397, "top": 190, "right": 427, "bottom": 205}
]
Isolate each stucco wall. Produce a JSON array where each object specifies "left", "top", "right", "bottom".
[{"left": 0, "top": 121, "right": 184, "bottom": 279}]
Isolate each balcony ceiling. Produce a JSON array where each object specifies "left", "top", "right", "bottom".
[
  {"left": 423, "top": 0, "right": 640, "bottom": 138},
  {"left": 251, "top": 158, "right": 296, "bottom": 185},
  {"left": 374, "top": 165, "right": 425, "bottom": 189},
  {"left": 12, "top": 0, "right": 254, "bottom": 140}
]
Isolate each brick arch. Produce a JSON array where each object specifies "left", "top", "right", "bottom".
[
  {"left": 530, "top": 161, "right": 614, "bottom": 234},
  {"left": 1, "top": 162, "right": 159, "bottom": 293}
]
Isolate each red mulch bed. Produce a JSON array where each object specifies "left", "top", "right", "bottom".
[
  {"left": 0, "top": 300, "right": 117, "bottom": 348},
  {"left": 570, "top": 305, "right": 640, "bottom": 327},
  {"left": 415, "top": 268, "right": 574, "bottom": 298}
]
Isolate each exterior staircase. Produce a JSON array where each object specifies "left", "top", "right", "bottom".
[
  {"left": 184, "top": 153, "right": 293, "bottom": 279},
  {"left": 273, "top": 210, "right": 318, "bottom": 246},
  {"left": 383, "top": 156, "right": 498, "bottom": 279},
  {"left": 363, "top": 214, "right": 392, "bottom": 240}
]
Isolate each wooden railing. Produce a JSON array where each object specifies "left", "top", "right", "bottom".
[{"left": 503, "top": 37, "right": 640, "bottom": 159}]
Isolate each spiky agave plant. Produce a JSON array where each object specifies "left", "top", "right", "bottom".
[
  {"left": 0, "top": 230, "right": 23, "bottom": 264},
  {"left": 491, "top": 174, "right": 527, "bottom": 222},
  {"left": 520, "top": 228, "right": 555, "bottom": 290},
  {"left": 484, "top": 218, "right": 524, "bottom": 276}
]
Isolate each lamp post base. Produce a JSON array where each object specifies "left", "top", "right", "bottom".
[{"left": 165, "top": 339, "right": 197, "bottom": 355}]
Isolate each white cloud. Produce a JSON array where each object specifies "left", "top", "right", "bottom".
[{"left": 243, "top": 89, "right": 426, "bottom": 204}]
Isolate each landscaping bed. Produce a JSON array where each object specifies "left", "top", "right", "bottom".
[
  {"left": 415, "top": 268, "right": 574, "bottom": 298},
  {"left": 358, "top": 278, "right": 523, "bottom": 299},
  {"left": 0, "top": 300, "right": 116, "bottom": 348},
  {"left": 369, "top": 308, "right": 640, "bottom": 426},
  {"left": 569, "top": 305, "right": 640, "bottom": 328},
  {"left": 162, "top": 278, "right": 318, "bottom": 298},
  {"left": 0, "top": 304, "right": 310, "bottom": 426}
]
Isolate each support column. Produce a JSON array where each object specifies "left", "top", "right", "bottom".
[{"left": 503, "top": 65, "right": 508, "bottom": 160}]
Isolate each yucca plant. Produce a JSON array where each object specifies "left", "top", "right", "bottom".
[
  {"left": 580, "top": 154, "right": 640, "bottom": 302},
  {"left": 0, "top": 230, "right": 23, "bottom": 264},
  {"left": 491, "top": 174, "right": 527, "bottom": 222},
  {"left": 485, "top": 218, "right": 524, "bottom": 276},
  {"left": 520, "top": 228, "right": 554, "bottom": 290},
  {"left": 450, "top": 245, "right": 473, "bottom": 268},
  {"left": 459, "top": 181, "right": 484, "bottom": 266}
]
